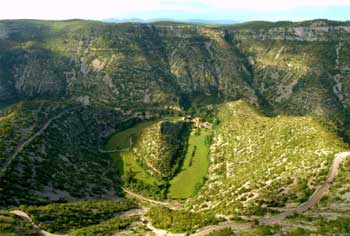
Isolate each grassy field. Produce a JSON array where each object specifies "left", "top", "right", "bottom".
[
  {"left": 106, "top": 117, "right": 182, "bottom": 185},
  {"left": 168, "top": 128, "right": 211, "bottom": 199},
  {"left": 106, "top": 117, "right": 209, "bottom": 198},
  {"left": 105, "top": 117, "right": 181, "bottom": 150},
  {"left": 106, "top": 121, "right": 158, "bottom": 185},
  {"left": 105, "top": 121, "right": 157, "bottom": 150}
]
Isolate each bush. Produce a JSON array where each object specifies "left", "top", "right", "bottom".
[
  {"left": 207, "top": 228, "right": 235, "bottom": 236},
  {"left": 21, "top": 199, "right": 136, "bottom": 233},
  {"left": 147, "top": 206, "right": 221, "bottom": 233}
]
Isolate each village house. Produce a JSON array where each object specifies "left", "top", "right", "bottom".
[{"left": 192, "top": 117, "right": 212, "bottom": 128}]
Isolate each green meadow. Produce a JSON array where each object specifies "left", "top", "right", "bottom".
[
  {"left": 168, "top": 128, "right": 211, "bottom": 199},
  {"left": 105, "top": 121, "right": 158, "bottom": 185},
  {"left": 105, "top": 121, "right": 157, "bottom": 151},
  {"left": 105, "top": 118, "right": 211, "bottom": 199}
]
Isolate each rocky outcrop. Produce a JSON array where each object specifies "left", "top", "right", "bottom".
[
  {"left": 0, "top": 19, "right": 349, "bottom": 133},
  {"left": 0, "top": 20, "right": 257, "bottom": 109},
  {"left": 229, "top": 20, "right": 350, "bottom": 126}
]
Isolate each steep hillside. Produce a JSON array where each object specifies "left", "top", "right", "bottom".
[
  {"left": 0, "top": 20, "right": 257, "bottom": 110},
  {"left": 187, "top": 101, "right": 346, "bottom": 217},
  {"left": 270, "top": 155, "right": 350, "bottom": 235},
  {"left": 132, "top": 120, "right": 190, "bottom": 178},
  {"left": 228, "top": 19, "right": 350, "bottom": 138},
  {"left": 0, "top": 101, "right": 128, "bottom": 207},
  {"left": 1, "top": 19, "right": 349, "bottom": 119},
  {"left": 0, "top": 100, "right": 73, "bottom": 170},
  {"left": 1, "top": 19, "right": 349, "bottom": 134}
]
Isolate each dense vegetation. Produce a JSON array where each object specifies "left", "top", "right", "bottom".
[
  {"left": 147, "top": 206, "right": 221, "bottom": 233},
  {"left": 0, "top": 210, "right": 37, "bottom": 236},
  {"left": 20, "top": 199, "right": 136, "bottom": 233},
  {"left": 188, "top": 101, "right": 346, "bottom": 216},
  {"left": 132, "top": 120, "right": 191, "bottom": 178},
  {"left": 0, "top": 100, "right": 72, "bottom": 171},
  {"left": 0, "top": 102, "right": 125, "bottom": 207},
  {"left": 207, "top": 228, "right": 235, "bottom": 236},
  {"left": 70, "top": 216, "right": 137, "bottom": 236}
]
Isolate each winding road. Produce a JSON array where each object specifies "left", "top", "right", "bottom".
[
  {"left": 189, "top": 151, "right": 350, "bottom": 235},
  {"left": 11, "top": 210, "right": 66, "bottom": 236},
  {"left": 11, "top": 208, "right": 144, "bottom": 236},
  {"left": 8, "top": 149, "right": 350, "bottom": 236},
  {"left": 0, "top": 106, "right": 81, "bottom": 177},
  {"left": 259, "top": 151, "right": 350, "bottom": 225},
  {"left": 122, "top": 187, "right": 183, "bottom": 210}
]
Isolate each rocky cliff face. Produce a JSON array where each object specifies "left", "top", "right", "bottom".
[
  {"left": 223, "top": 20, "right": 350, "bottom": 140},
  {"left": 1, "top": 20, "right": 348, "bottom": 122},
  {"left": 0, "top": 20, "right": 257, "bottom": 110}
]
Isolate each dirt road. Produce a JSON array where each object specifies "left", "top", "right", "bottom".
[
  {"left": 192, "top": 222, "right": 253, "bottom": 236},
  {"left": 11, "top": 210, "right": 66, "bottom": 236},
  {"left": 192, "top": 151, "right": 350, "bottom": 235},
  {"left": 8, "top": 148, "right": 350, "bottom": 235},
  {"left": 122, "top": 187, "right": 182, "bottom": 209},
  {"left": 259, "top": 151, "right": 350, "bottom": 225},
  {"left": 0, "top": 106, "right": 81, "bottom": 177}
]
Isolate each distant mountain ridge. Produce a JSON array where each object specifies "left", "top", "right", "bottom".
[{"left": 103, "top": 18, "right": 239, "bottom": 25}]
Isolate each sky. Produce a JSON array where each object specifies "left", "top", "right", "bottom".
[{"left": 1, "top": 0, "right": 350, "bottom": 22}]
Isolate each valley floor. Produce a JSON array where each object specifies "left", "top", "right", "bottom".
[
  {"left": 104, "top": 117, "right": 211, "bottom": 200},
  {"left": 2, "top": 102, "right": 350, "bottom": 236},
  {"left": 168, "top": 128, "right": 210, "bottom": 199}
]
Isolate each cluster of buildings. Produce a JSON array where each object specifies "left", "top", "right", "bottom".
[{"left": 182, "top": 116, "right": 212, "bottom": 128}]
